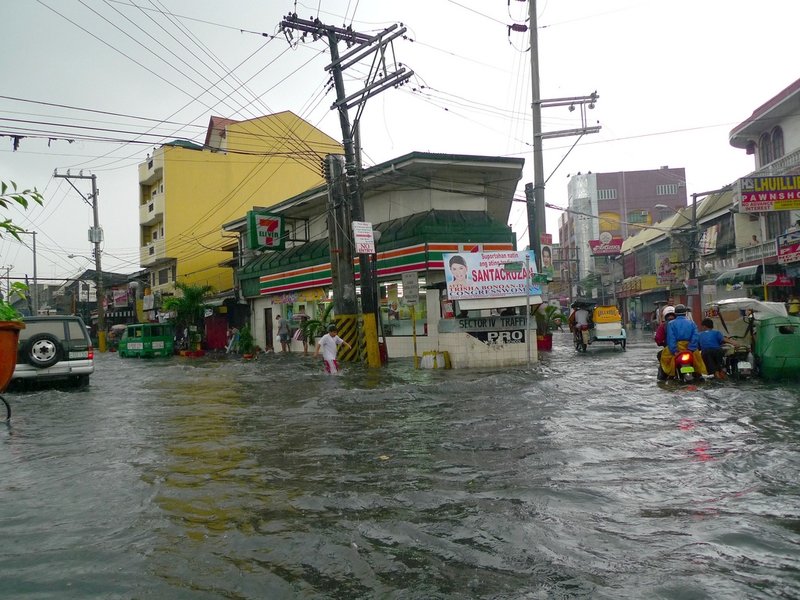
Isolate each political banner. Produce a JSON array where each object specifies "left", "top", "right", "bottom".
[{"left": 443, "top": 250, "right": 540, "bottom": 300}]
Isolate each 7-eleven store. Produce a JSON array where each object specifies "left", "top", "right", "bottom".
[{"left": 233, "top": 152, "right": 540, "bottom": 367}]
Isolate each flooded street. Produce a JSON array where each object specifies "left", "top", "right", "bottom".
[{"left": 2, "top": 330, "right": 799, "bottom": 599}]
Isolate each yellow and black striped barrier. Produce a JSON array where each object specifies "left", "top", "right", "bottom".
[{"left": 334, "top": 314, "right": 359, "bottom": 363}]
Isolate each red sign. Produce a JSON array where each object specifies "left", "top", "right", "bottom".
[
  {"left": 540, "top": 233, "right": 552, "bottom": 245},
  {"left": 765, "top": 274, "right": 794, "bottom": 287},
  {"left": 739, "top": 175, "right": 800, "bottom": 213},
  {"left": 777, "top": 230, "right": 800, "bottom": 265},
  {"left": 588, "top": 236, "right": 624, "bottom": 256}
]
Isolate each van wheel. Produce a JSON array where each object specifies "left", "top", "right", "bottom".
[
  {"left": 24, "top": 333, "right": 62, "bottom": 368},
  {"left": 74, "top": 374, "right": 90, "bottom": 387}
]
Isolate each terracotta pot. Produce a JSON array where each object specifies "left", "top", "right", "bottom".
[{"left": 0, "top": 321, "right": 25, "bottom": 392}]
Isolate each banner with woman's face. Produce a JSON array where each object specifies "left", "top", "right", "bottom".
[{"left": 540, "top": 245, "right": 554, "bottom": 278}]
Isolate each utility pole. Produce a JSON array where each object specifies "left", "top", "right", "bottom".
[
  {"left": 527, "top": 0, "right": 545, "bottom": 270},
  {"left": 54, "top": 171, "right": 106, "bottom": 352},
  {"left": 0, "top": 265, "right": 11, "bottom": 299},
  {"left": 687, "top": 185, "right": 732, "bottom": 321},
  {"left": 513, "top": 1, "right": 600, "bottom": 271},
  {"left": 281, "top": 14, "right": 412, "bottom": 367},
  {"left": 323, "top": 153, "right": 358, "bottom": 361}
]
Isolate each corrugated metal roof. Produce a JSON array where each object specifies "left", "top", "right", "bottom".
[{"left": 621, "top": 212, "right": 683, "bottom": 253}]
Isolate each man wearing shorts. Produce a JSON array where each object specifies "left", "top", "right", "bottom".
[
  {"left": 276, "top": 315, "right": 291, "bottom": 353},
  {"left": 314, "top": 323, "right": 351, "bottom": 374}
]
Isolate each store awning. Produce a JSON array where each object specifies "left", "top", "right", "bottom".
[{"left": 715, "top": 265, "right": 760, "bottom": 287}]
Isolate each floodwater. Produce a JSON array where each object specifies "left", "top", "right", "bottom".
[{"left": 1, "top": 330, "right": 799, "bottom": 599}]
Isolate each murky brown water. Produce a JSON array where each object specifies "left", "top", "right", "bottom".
[{"left": 2, "top": 331, "right": 799, "bottom": 598}]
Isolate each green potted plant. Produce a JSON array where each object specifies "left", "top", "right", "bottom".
[
  {"left": 534, "top": 304, "right": 561, "bottom": 352},
  {"left": 238, "top": 324, "right": 255, "bottom": 359}
]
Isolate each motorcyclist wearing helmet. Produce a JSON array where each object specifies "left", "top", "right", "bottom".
[
  {"left": 654, "top": 305, "right": 676, "bottom": 347},
  {"left": 661, "top": 303, "right": 707, "bottom": 378}
]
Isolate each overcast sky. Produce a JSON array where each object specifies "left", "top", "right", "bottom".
[{"left": 1, "top": 0, "right": 798, "bottom": 284}]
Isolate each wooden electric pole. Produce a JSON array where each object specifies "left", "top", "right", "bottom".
[
  {"left": 54, "top": 171, "right": 106, "bottom": 352},
  {"left": 281, "top": 14, "right": 412, "bottom": 367}
]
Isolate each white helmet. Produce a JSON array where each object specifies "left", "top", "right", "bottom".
[{"left": 662, "top": 306, "right": 676, "bottom": 318}]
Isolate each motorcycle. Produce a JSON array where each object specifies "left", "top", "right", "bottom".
[
  {"left": 674, "top": 350, "right": 698, "bottom": 383},
  {"left": 723, "top": 339, "right": 753, "bottom": 380},
  {"left": 657, "top": 348, "right": 701, "bottom": 383}
]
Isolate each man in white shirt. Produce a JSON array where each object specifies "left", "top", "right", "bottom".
[{"left": 314, "top": 323, "right": 352, "bottom": 374}]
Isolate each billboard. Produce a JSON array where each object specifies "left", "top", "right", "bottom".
[
  {"left": 738, "top": 175, "right": 800, "bottom": 213},
  {"left": 247, "top": 211, "right": 285, "bottom": 251},
  {"left": 588, "top": 232, "right": 624, "bottom": 256},
  {"left": 443, "top": 250, "right": 540, "bottom": 300}
]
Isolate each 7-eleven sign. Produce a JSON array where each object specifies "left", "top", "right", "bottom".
[{"left": 247, "top": 211, "right": 285, "bottom": 251}]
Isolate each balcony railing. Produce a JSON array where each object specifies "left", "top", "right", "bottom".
[
  {"left": 747, "top": 147, "right": 800, "bottom": 177},
  {"left": 736, "top": 240, "right": 776, "bottom": 264}
]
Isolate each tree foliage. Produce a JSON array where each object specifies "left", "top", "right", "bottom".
[
  {"left": 1, "top": 180, "right": 44, "bottom": 239},
  {"left": 300, "top": 302, "right": 335, "bottom": 344},
  {"left": 161, "top": 282, "right": 214, "bottom": 337}
]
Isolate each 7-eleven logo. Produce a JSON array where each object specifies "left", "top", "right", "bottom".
[{"left": 258, "top": 217, "right": 280, "bottom": 246}]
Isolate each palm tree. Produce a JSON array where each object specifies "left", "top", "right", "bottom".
[
  {"left": 162, "top": 282, "right": 214, "bottom": 350},
  {"left": 300, "top": 302, "right": 335, "bottom": 346}
]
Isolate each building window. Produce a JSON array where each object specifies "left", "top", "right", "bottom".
[
  {"left": 598, "top": 188, "right": 617, "bottom": 200},
  {"left": 656, "top": 184, "right": 678, "bottom": 196},
  {"left": 759, "top": 132, "right": 772, "bottom": 166},
  {"left": 766, "top": 211, "right": 790, "bottom": 240},
  {"left": 158, "top": 269, "right": 169, "bottom": 285},
  {"left": 171, "top": 266, "right": 177, "bottom": 282},
  {"left": 771, "top": 127, "right": 784, "bottom": 161},
  {"left": 628, "top": 210, "right": 649, "bottom": 224}
]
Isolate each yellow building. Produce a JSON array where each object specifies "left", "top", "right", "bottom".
[{"left": 137, "top": 112, "right": 341, "bottom": 298}]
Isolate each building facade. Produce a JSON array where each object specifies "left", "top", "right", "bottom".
[
  {"left": 729, "top": 77, "right": 800, "bottom": 289},
  {"left": 559, "top": 168, "right": 687, "bottom": 282},
  {"left": 137, "top": 112, "right": 341, "bottom": 306},
  {"left": 225, "top": 152, "right": 543, "bottom": 367}
]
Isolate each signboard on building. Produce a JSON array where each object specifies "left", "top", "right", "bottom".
[
  {"left": 656, "top": 251, "right": 678, "bottom": 284},
  {"left": 459, "top": 315, "right": 529, "bottom": 344},
  {"left": 777, "top": 230, "right": 800, "bottom": 264},
  {"left": 588, "top": 232, "right": 624, "bottom": 256},
  {"left": 443, "top": 250, "right": 540, "bottom": 300},
  {"left": 540, "top": 233, "right": 552, "bottom": 245},
  {"left": 247, "top": 211, "right": 285, "bottom": 251},
  {"left": 738, "top": 175, "right": 800, "bottom": 213},
  {"left": 352, "top": 221, "right": 375, "bottom": 254},
  {"left": 112, "top": 288, "right": 128, "bottom": 308},
  {"left": 401, "top": 271, "right": 419, "bottom": 305}
]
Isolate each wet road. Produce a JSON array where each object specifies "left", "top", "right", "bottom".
[{"left": 1, "top": 330, "right": 799, "bottom": 599}]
